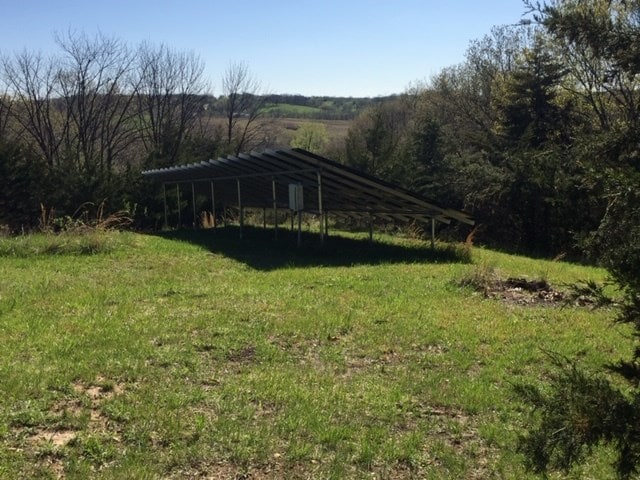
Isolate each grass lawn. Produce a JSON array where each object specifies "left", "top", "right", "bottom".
[{"left": 0, "top": 227, "right": 631, "bottom": 479}]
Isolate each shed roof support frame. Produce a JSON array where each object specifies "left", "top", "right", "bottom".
[
  {"left": 176, "top": 184, "right": 181, "bottom": 228},
  {"left": 191, "top": 182, "right": 197, "bottom": 229},
  {"left": 317, "top": 171, "right": 324, "bottom": 245},
  {"left": 237, "top": 178, "right": 243, "bottom": 239},
  {"left": 272, "top": 178, "right": 278, "bottom": 240},
  {"left": 211, "top": 181, "right": 217, "bottom": 230},
  {"left": 162, "top": 183, "right": 168, "bottom": 230},
  {"left": 431, "top": 218, "right": 435, "bottom": 249},
  {"left": 369, "top": 212, "right": 374, "bottom": 243},
  {"left": 142, "top": 148, "right": 474, "bottom": 234}
]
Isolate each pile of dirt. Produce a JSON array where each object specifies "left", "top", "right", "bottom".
[{"left": 483, "top": 277, "right": 566, "bottom": 306}]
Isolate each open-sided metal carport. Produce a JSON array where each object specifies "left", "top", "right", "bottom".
[{"left": 142, "top": 147, "right": 474, "bottom": 245}]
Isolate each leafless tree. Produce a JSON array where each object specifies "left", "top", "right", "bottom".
[
  {"left": 0, "top": 69, "right": 13, "bottom": 141},
  {"left": 136, "top": 42, "right": 209, "bottom": 166},
  {"left": 548, "top": 29, "right": 640, "bottom": 131},
  {"left": 221, "top": 61, "right": 267, "bottom": 155},
  {"left": 1, "top": 50, "right": 67, "bottom": 167},
  {"left": 54, "top": 31, "right": 140, "bottom": 177}
]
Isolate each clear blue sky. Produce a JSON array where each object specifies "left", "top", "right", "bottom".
[{"left": 0, "top": 0, "right": 530, "bottom": 97}]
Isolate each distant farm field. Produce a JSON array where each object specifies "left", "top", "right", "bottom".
[
  {"left": 266, "top": 117, "right": 352, "bottom": 147},
  {"left": 261, "top": 104, "right": 326, "bottom": 118},
  {"left": 209, "top": 116, "right": 352, "bottom": 151},
  {"left": 0, "top": 228, "right": 630, "bottom": 479}
]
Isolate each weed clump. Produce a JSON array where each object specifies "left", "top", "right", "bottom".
[
  {"left": 458, "top": 263, "right": 500, "bottom": 293},
  {"left": 0, "top": 203, "right": 133, "bottom": 257},
  {"left": 0, "top": 230, "right": 130, "bottom": 257}
]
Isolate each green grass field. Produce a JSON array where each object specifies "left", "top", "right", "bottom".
[
  {"left": 0, "top": 227, "right": 630, "bottom": 479},
  {"left": 261, "top": 104, "right": 326, "bottom": 117}
]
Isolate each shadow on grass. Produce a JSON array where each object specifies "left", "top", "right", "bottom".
[{"left": 151, "top": 226, "right": 471, "bottom": 271}]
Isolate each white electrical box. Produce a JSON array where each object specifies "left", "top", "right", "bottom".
[{"left": 288, "top": 183, "right": 304, "bottom": 211}]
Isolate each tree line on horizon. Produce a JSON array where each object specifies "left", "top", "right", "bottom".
[
  {"left": 0, "top": 27, "right": 396, "bottom": 230},
  {"left": 0, "top": 31, "right": 283, "bottom": 229}
]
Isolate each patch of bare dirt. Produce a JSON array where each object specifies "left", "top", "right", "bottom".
[
  {"left": 481, "top": 277, "right": 566, "bottom": 306},
  {"left": 250, "top": 398, "right": 279, "bottom": 419},
  {"left": 72, "top": 376, "right": 125, "bottom": 434},
  {"left": 268, "top": 335, "right": 325, "bottom": 371},
  {"left": 412, "top": 343, "right": 449, "bottom": 355},
  {"left": 12, "top": 376, "right": 127, "bottom": 478},
  {"left": 167, "top": 459, "right": 318, "bottom": 479},
  {"left": 36, "top": 454, "right": 67, "bottom": 479},
  {"left": 226, "top": 345, "right": 257, "bottom": 363},
  {"left": 31, "top": 429, "right": 77, "bottom": 448},
  {"left": 73, "top": 376, "right": 124, "bottom": 401}
]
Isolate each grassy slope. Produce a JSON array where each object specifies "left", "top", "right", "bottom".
[{"left": 0, "top": 229, "right": 630, "bottom": 479}]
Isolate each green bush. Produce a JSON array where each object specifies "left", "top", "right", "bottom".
[{"left": 515, "top": 354, "right": 640, "bottom": 478}]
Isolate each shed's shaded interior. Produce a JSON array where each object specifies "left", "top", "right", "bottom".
[{"left": 142, "top": 148, "right": 474, "bottom": 227}]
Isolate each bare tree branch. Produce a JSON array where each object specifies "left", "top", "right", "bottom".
[
  {"left": 54, "top": 30, "right": 139, "bottom": 176},
  {"left": 1, "top": 50, "right": 67, "bottom": 167},
  {"left": 221, "top": 61, "right": 267, "bottom": 155},
  {"left": 0, "top": 60, "right": 14, "bottom": 141},
  {"left": 135, "top": 42, "right": 209, "bottom": 167}
]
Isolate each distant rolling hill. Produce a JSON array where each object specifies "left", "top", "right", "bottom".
[{"left": 206, "top": 93, "right": 399, "bottom": 121}]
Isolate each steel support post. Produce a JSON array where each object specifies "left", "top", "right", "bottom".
[
  {"left": 162, "top": 183, "right": 168, "bottom": 230},
  {"left": 324, "top": 212, "right": 329, "bottom": 238},
  {"left": 176, "top": 184, "right": 181, "bottom": 228},
  {"left": 272, "top": 178, "right": 278, "bottom": 239},
  {"left": 431, "top": 218, "right": 435, "bottom": 249},
  {"left": 191, "top": 182, "right": 197, "bottom": 229},
  {"left": 317, "top": 171, "right": 324, "bottom": 245},
  {"left": 211, "top": 181, "right": 216, "bottom": 230},
  {"left": 237, "top": 179, "right": 243, "bottom": 239}
]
